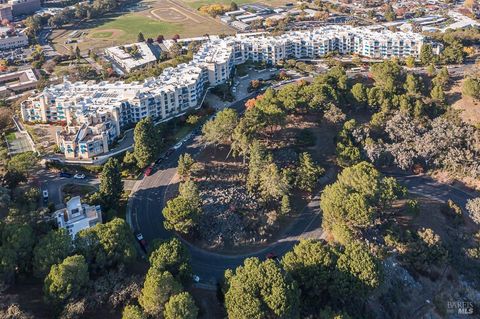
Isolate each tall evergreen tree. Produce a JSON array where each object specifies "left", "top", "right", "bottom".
[
  {"left": 139, "top": 269, "right": 182, "bottom": 317},
  {"left": 224, "top": 258, "right": 300, "bottom": 319},
  {"left": 99, "top": 158, "right": 123, "bottom": 210},
  {"left": 33, "top": 229, "right": 73, "bottom": 278},
  {"left": 296, "top": 152, "right": 324, "bottom": 193},
  {"left": 44, "top": 255, "right": 89, "bottom": 305},
  {"left": 164, "top": 292, "right": 199, "bottom": 319},
  {"left": 134, "top": 117, "right": 158, "bottom": 168}
]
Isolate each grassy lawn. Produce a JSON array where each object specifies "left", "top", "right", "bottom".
[
  {"left": 88, "top": 14, "right": 183, "bottom": 42},
  {"left": 183, "top": 0, "right": 254, "bottom": 9},
  {"left": 5, "top": 132, "right": 16, "bottom": 143},
  {"left": 89, "top": 31, "right": 113, "bottom": 38},
  {"left": 62, "top": 183, "right": 97, "bottom": 201}
]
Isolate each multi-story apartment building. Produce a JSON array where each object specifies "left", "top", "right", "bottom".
[
  {"left": 53, "top": 196, "right": 102, "bottom": 239},
  {"left": 21, "top": 26, "right": 428, "bottom": 160}
]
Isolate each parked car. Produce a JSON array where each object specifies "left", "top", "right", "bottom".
[
  {"left": 136, "top": 233, "right": 147, "bottom": 246},
  {"left": 73, "top": 173, "right": 85, "bottom": 179},
  {"left": 192, "top": 274, "right": 200, "bottom": 283},
  {"left": 59, "top": 172, "right": 73, "bottom": 178},
  {"left": 42, "top": 190, "right": 49, "bottom": 204},
  {"left": 266, "top": 252, "right": 278, "bottom": 260},
  {"left": 172, "top": 141, "right": 183, "bottom": 150},
  {"left": 136, "top": 233, "right": 147, "bottom": 252},
  {"left": 144, "top": 165, "right": 153, "bottom": 177}
]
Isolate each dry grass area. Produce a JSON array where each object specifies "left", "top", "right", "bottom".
[{"left": 448, "top": 75, "right": 480, "bottom": 126}]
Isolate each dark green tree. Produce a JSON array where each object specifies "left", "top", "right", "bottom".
[
  {"left": 1, "top": 223, "right": 35, "bottom": 273},
  {"left": 137, "top": 32, "right": 145, "bottom": 42},
  {"left": 164, "top": 292, "right": 199, "bottom": 319},
  {"left": 320, "top": 162, "right": 403, "bottom": 242},
  {"left": 462, "top": 76, "right": 480, "bottom": 100},
  {"left": 33, "top": 228, "right": 73, "bottom": 278},
  {"left": 420, "top": 44, "right": 435, "bottom": 66},
  {"left": 74, "top": 218, "right": 137, "bottom": 273},
  {"left": 177, "top": 153, "right": 196, "bottom": 180},
  {"left": 134, "top": 117, "right": 158, "bottom": 168},
  {"left": 44, "top": 255, "right": 89, "bottom": 305},
  {"left": 99, "top": 157, "right": 123, "bottom": 210},
  {"left": 202, "top": 108, "right": 239, "bottom": 146},
  {"left": 334, "top": 241, "right": 382, "bottom": 300},
  {"left": 149, "top": 238, "right": 191, "bottom": 284},
  {"left": 0, "top": 246, "right": 16, "bottom": 285},
  {"left": 282, "top": 240, "right": 336, "bottom": 313},
  {"left": 296, "top": 152, "right": 324, "bottom": 193},
  {"left": 224, "top": 258, "right": 300, "bottom": 319},
  {"left": 350, "top": 83, "right": 367, "bottom": 106},
  {"left": 122, "top": 304, "right": 146, "bottom": 319},
  {"left": 139, "top": 269, "right": 182, "bottom": 317},
  {"left": 246, "top": 140, "right": 268, "bottom": 193},
  {"left": 162, "top": 196, "right": 200, "bottom": 234},
  {"left": 178, "top": 179, "right": 201, "bottom": 210},
  {"left": 404, "top": 73, "right": 422, "bottom": 96}
]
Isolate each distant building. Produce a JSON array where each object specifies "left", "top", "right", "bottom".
[
  {"left": 0, "top": 26, "right": 28, "bottom": 50},
  {"left": 0, "top": 0, "right": 40, "bottom": 18},
  {"left": 10, "top": 0, "right": 40, "bottom": 16},
  {"left": 22, "top": 26, "right": 429, "bottom": 160},
  {"left": 0, "top": 5, "right": 12, "bottom": 21},
  {"left": 0, "top": 68, "right": 39, "bottom": 97},
  {"left": 53, "top": 196, "right": 102, "bottom": 239},
  {"left": 105, "top": 42, "right": 162, "bottom": 73}
]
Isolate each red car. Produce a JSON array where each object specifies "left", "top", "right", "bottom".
[
  {"left": 266, "top": 252, "right": 278, "bottom": 260},
  {"left": 144, "top": 165, "right": 153, "bottom": 176}
]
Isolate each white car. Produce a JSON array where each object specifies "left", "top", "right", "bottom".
[
  {"left": 192, "top": 275, "right": 200, "bottom": 283},
  {"left": 74, "top": 173, "right": 85, "bottom": 179},
  {"left": 172, "top": 141, "right": 183, "bottom": 150}
]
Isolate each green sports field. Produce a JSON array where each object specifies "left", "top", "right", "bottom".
[{"left": 88, "top": 14, "right": 182, "bottom": 42}]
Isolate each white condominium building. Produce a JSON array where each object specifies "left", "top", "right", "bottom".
[{"left": 21, "top": 26, "right": 427, "bottom": 160}]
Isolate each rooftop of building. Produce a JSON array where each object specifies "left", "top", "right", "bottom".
[{"left": 105, "top": 42, "right": 160, "bottom": 70}]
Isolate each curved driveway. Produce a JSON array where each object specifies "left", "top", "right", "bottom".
[{"left": 129, "top": 132, "right": 479, "bottom": 285}]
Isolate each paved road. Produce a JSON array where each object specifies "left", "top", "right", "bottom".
[
  {"left": 33, "top": 169, "right": 99, "bottom": 209},
  {"left": 132, "top": 156, "right": 478, "bottom": 284},
  {"left": 129, "top": 114, "right": 479, "bottom": 286},
  {"left": 128, "top": 66, "right": 480, "bottom": 284}
]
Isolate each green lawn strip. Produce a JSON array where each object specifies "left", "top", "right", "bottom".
[
  {"left": 90, "top": 14, "right": 183, "bottom": 42},
  {"left": 89, "top": 31, "right": 113, "bottom": 38},
  {"left": 5, "top": 132, "right": 16, "bottom": 143}
]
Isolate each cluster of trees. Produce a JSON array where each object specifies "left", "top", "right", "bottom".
[
  {"left": 320, "top": 162, "right": 405, "bottom": 243},
  {"left": 85, "top": 157, "right": 124, "bottom": 217},
  {"left": 162, "top": 152, "right": 202, "bottom": 234},
  {"left": 198, "top": 2, "right": 237, "bottom": 17},
  {"left": 122, "top": 238, "right": 199, "bottom": 319},
  {"left": 357, "top": 60, "right": 449, "bottom": 123},
  {"left": 419, "top": 41, "right": 464, "bottom": 66},
  {"left": 462, "top": 75, "right": 480, "bottom": 100},
  {"left": 223, "top": 238, "right": 382, "bottom": 318},
  {"left": 1, "top": 216, "right": 138, "bottom": 312},
  {"left": 357, "top": 111, "right": 480, "bottom": 178},
  {"left": 162, "top": 178, "right": 202, "bottom": 234}
]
